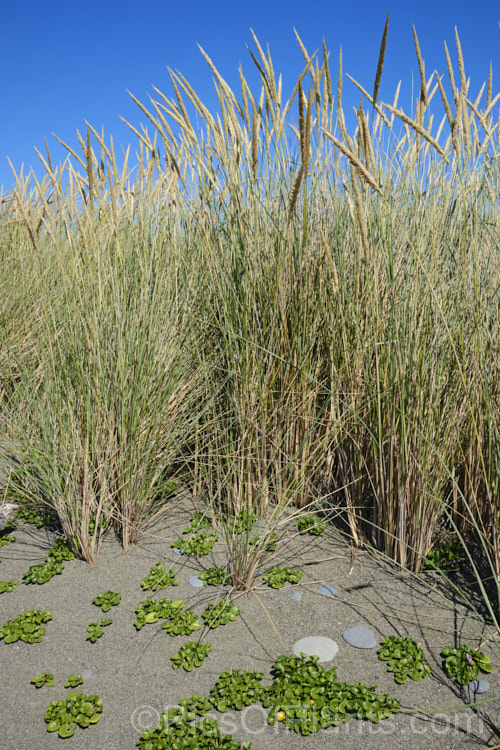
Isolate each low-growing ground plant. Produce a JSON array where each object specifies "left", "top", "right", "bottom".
[
  {"left": 226, "top": 511, "right": 257, "bottom": 535},
  {"left": 263, "top": 566, "right": 302, "bottom": 589},
  {"left": 0, "top": 609, "right": 52, "bottom": 643},
  {"left": 423, "top": 539, "right": 463, "bottom": 571},
  {"left": 265, "top": 654, "right": 400, "bottom": 734},
  {"left": 133, "top": 598, "right": 184, "bottom": 630},
  {"left": 182, "top": 512, "right": 212, "bottom": 534},
  {"left": 297, "top": 514, "right": 326, "bottom": 536},
  {"left": 201, "top": 599, "right": 241, "bottom": 629},
  {"left": 171, "top": 529, "right": 218, "bottom": 557},
  {"left": 208, "top": 669, "right": 266, "bottom": 712},
  {"left": 377, "top": 636, "right": 431, "bottom": 683},
  {"left": 198, "top": 566, "right": 230, "bottom": 586},
  {"left": 22, "top": 558, "right": 64, "bottom": 585},
  {"left": 441, "top": 645, "right": 493, "bottom": 686},
  {"left": 65, "top": 675, "right": 84, "bottom": 688},
  {"left": 86, "top": 619, "right": 112, "bottom": 643},
  {"left": 161, "top": 610, "right": 201, "bottom": 636},
  {"left": 92, "top": 591, "right": 122, "bottom": 611},
  {"left": 140, "top": 562, "right": 178, "bottom": 590},
  {"left": 0, "top": 580, "right": 17, "bottom": 593},
  {"left": 31, "top": 673, "right": 54, "bottom": 688},
  {"left": 170, "top": 641, "right": 212, "bottom": 671},
  {"left": 44, "top": 691, "right": 103, "bottom": 738},
  {"left": 137, "top": 710, "right": 251, "bottom": 749},
  {"left": 0, "top": 532, "right": 16, "bottom": 547},
  {"left": 13, "top": 506, "right": 57, "bottom": 528},
  {"left": 249, "top": 533, "right": 277, "bottom": 551},
  {"left": 23, "top": 538, "right": 74, "bottom": 585}
]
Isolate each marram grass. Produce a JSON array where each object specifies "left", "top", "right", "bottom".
[{"left": 0, "top": 23, "right": 499, "bottom": 630}]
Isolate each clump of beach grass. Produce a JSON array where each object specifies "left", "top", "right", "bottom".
[{"left": 0, "top": 21, "right": 498, "bottom": 642}]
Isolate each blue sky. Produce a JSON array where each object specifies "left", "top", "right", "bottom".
[{"left": 1, "top": 0, "right": 498, "bottom": 193}]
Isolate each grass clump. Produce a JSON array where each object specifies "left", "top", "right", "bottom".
[{"left": 0, "top": 17, "right": 499, "bottom": 657}]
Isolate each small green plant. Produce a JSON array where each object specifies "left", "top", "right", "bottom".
[
  {"left": 198, "top": 566, "right": 229, "bottom": 586},
  {"left": 137, "top": 712, "right": 251, "bottom": 749},
  {"left": 65, "top": 675, "right": 85, "bottom": 688},
  {"left": 86, "top": 618, "right": 112, "bottom": 643},
  {"left": 265, "top": 654, "right": 400, "bottom": 734},
  {"left": 162, "top": 609, "right": 201, "bottom": 636},
  {"left": 92, "top": 590, "right": 122, "bottom": 611},
  {"left": 182, "top": 512, "right": 212, "bottom": 534},
  {"left": 0, "top": 580, "right": 17, "bottom": 593},
  {"left": 31, "top": 673, "right": 54, "bottom": 688},
  {"left": 141, "top": 562, "right": 178, "bottom": 590},
  {"left": 22, "top": 558, "right": 64, "bottom": 584},
  {"left": 13, "top": 506, "right": 57, "bottom": 528},
  {"left": 0, "top": 532, "right": 16, "bottom": 547},
  {"left": 263, "top": 566, "right": 302, "bottom": 589},
  {"left": 133, "top": 598, "right": 184, "bottom": 630},
  {"left": 171, "top": 528, "right": 218, "bottom": 557},
  {"left": 227, "top": 510, "right": 257, "bottom": 535},
  {"left": 423, "top": 539, "right": 463, "bottom": 571},
  {"left": 297, "top": 514, "right": 326, "bottom": 535},
  {"left": 177, "top": 695, "right": 213, "bottom": 716},
  {"left": 377, "top": 636, "right": 431, "bottom": 683},
  {"left": 209, "top": 669, "right": 266, "bottom": 712},
  {"left": 22, "top": 538, "right": 74, "bottom": 584},
  {"left": 48, "top": 538, "right": 75, "bottom": 562},
  {"left": 44, "top": 691, "right": 103, "bottom": 738},
  {"left": 441, "top": 645, "right": 493, "bottom": 686},
  {"left": 201, "top": 599, "right": 241, "bottom": 628},
  {"left": 249, "top": 532, "right": 276, "bottom": 551},
  {"left": 485, "top": 597, "right": 500, "bottom": 624},
  {"left": 171, "top": 641, "right": 212, "bottom": 671},
  {"left": 0, "top": 609, "right": 52, "bottom": 643}
]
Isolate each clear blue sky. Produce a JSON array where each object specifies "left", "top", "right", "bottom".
[{"left": 1, "top": 0, "right": 498, "bottom": 193}]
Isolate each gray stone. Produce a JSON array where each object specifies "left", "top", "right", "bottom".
[
  {"left": 469, "top": 680, "right": 489, "bottom": 694},
  {"left": 342, "top": 625, "right": 376, "bottom": 649},
  {"left": 293, "top": 636, "right": 339, "bottom": 662},
  {"left": 189, "top": 575, "right": 204, "bottom": 588},
  {"left": 172, "top": 547, "right": 182, "bottom": 556},
  {"left": 284, "top": 589, "right": 302, "bottom": 601},
  {"left": 317, "top": 585, "right": 336, "bottom": 597}
]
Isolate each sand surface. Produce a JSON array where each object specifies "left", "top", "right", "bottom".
[{"left": 0, "top": 493, "right": 499, "bottom": 749}]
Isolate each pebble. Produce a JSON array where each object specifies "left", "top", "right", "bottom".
[
  {"left": 317, "top": 585, "right": 336, "bottom": 597},
  {"left": 293, "top": 636, "right": 339, "bottom": 662},
  {"left": 469, "top": 680, "right": 489, "bottom": 694},
  {"left": 189, "top": 575, "right": 204, "bottom": 588},
  {"left": 172, "top": 547, "right": 182, "bottom": 556},
  {"left": 342, "top": 625, "right": 376, "bottom": 649}
]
